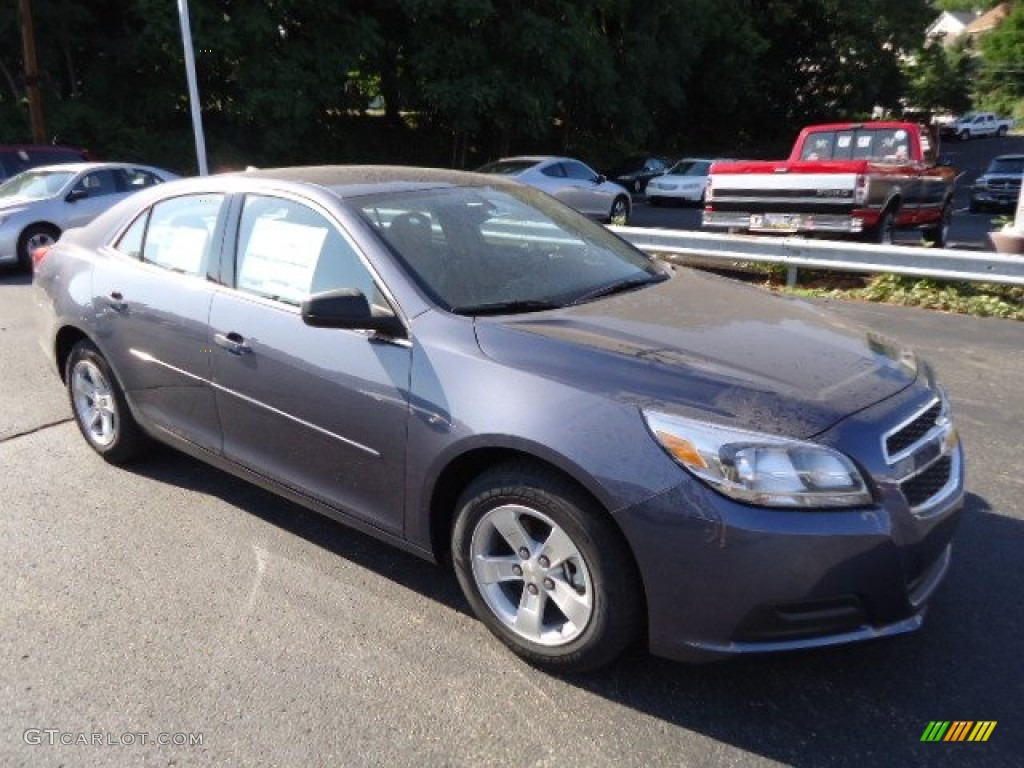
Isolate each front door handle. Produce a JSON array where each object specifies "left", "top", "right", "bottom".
[
  {"left": 107, "top": 291, "right": 127, "bottom": 312},
  {"left": 214, "top": 331, "right": 253, "bottom": 355}
]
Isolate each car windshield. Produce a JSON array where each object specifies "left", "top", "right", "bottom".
[
  {"left": 988, "top": 158, "right": 1024, "bottom": 175},
  {"left": 476, "top": 160, "right": 537, "bottom": 176},
  {"left": 353, "top": 184, "right": 665, "bottom": 315},
  {"left": 666, "top": 160, "right": 710, "bottom": 176},
  {"left": 0, "top": 169, "right": 75, "bottom": 200}
]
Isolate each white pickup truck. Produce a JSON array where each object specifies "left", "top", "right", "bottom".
[{"left": 939, "top": 112, "right": 1014, "bottom": 141}]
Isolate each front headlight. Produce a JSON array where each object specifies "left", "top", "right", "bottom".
[{"left": 643, "top": 410, "right": 873, "bottom": 508}]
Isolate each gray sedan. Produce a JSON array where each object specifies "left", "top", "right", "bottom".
[
  {"left": 34, "top": 166, "right": 963, "bottom": 672},
  {"left": 0, "top": 162, "right": 176, "bottom": 269},
  {"left": 477, "top": 156, "right": 632, "bottom": 224}
]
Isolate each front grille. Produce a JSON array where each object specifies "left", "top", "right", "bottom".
[
  {"left": 886, "top": 401, "right": 941, "bottom": 459},
  {"left": 901, "top": 455, "right": 953, "bottom": 507}
]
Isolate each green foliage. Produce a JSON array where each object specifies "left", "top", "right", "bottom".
[
  {"left": 976, "top": 3, "right": 1024, "bottom": 121},
  {"left": 0, "top": 0, "right": 981, "bottom": 172},
  {"left": 904, "top": 38, "right": 975, "bottom": 114},
  {"left": 805, "top": 274, "right": 1024, "bottom": 320}
]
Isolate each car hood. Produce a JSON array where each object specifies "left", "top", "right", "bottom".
[
  {"left": 0, "top": 196, "right": 41, "bottom": 212},
  {"left": 474, "top": 270, "right": 918, "bottom": 438}
]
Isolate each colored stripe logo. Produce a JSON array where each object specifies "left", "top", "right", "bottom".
[{"left": 921, "top": 721, "right": 996, "bottom": 742}]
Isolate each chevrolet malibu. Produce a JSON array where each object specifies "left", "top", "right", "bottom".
[{"left": 34, "top": 166, "right": 964, "bottom": 672}]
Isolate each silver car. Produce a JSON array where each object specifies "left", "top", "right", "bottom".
[
  {"left": 477, "top": 156, "right": 632, "bottom": 224},
  {"left": 0, "top": 162, "right": 177, "bottom": 269}
]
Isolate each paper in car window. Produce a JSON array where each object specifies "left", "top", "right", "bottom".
[
  {"left": 837, "top": 136, "right": 852, "bottom": 148},
  {"left": 857, "top": 136, "right": 872, "bottom": 148},
  {"left": 164, "top": 227, "right": 208, "bottom": 273},
  {"left": 239, "top": 218, "right": 327, "bottom": 304}
]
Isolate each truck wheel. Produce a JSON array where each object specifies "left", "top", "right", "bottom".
[
  {"left": 958, "top": 129, "right": 970, "bottom": 141},
  {"left": 923, "top": 204, "right": 951, "bottom": 248},
  {"left": 867, "top": 209, "right": 896, "bottom": 245},
  {"left": 997, "top": 126, "right": 1007, "bottom": 138}
]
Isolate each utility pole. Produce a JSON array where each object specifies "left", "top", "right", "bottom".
[{"left": 18, "top": 0, "right": 46, "bottom": 143}]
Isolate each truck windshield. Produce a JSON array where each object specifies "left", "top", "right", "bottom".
[{"left": 800, "top": 128, "right": 913, "bottom": 163}]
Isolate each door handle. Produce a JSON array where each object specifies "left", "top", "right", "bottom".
[
  {"left": 107, "top": 291, "right": 127, "bottom": 312},
  {"left": 214, "top": 331, "right": 253, "bottom": 355}
]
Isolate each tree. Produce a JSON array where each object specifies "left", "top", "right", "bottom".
[{"left": 976, "top": 2, "right": 1024, "bottom": 120}]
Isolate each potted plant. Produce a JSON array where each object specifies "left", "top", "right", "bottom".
[{"left": 989, "top": 215, "right": 1024, "bottom": 255}]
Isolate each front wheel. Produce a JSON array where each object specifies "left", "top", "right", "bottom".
[
  {"left": 66, "top": 341, "right": 149, "bottom": 463},
  {"left": 959, "top": 129, "right": 971, "bottom": 141},
  {"left": 451, "top": 463, "right": 641, "bottom": 672},
  {"left": 608, "top": 196, "right": 630, "bottom": 226}
]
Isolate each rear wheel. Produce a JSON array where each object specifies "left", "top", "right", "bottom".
[
  {"left": 17, "top": 224, "right": 60, "bottom": 271},
  {"left": 866, "top": 209, "right": 896, "bottom": 245},
  {"left": 451, "top": 463, "right": 641, "bottom": 673},
  {"left": 997, "top": 125, "right": 1008, "bottom": 138},
  {"left": 66, "top": 341, "right": 149, "bottom": 463},
  {"left": 923, "top": 204, "right": 952, "bottom": 248},
  {"left": 608, "top": 196, "right": 630, "bottom": 226}
]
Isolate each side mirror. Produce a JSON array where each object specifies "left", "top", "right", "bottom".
[
  {"left": 301, "top": 288, "right": 405, "bottom": 337},
  {"left": 595, "top": 174, "right": 607, "bottom": 184},
  {"left": 66, "top": 188, "right": 88, "bottom": 203}
]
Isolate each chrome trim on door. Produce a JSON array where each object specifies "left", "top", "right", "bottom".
[{"left": 129, "top": 348, "right": 382, "bottom": 458}]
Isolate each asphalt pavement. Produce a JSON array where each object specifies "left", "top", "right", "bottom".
[{"left": 2, "top": 231, "right": 1023, "bottom": 766}]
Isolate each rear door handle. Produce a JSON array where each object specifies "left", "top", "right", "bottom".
[{"left": 214, "top": 331, "right": 252, "bottom": 355}]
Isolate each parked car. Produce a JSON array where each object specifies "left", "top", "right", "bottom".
[
  {"left": 939, "top": 112, "right": 1014, "bottom": 141},
  {"left": 605, "top": 155, "right": 670, "bottom": 193},
  {"left": 34, "top": 166, "right": 964, "bottom": 673},
  {"left": 0, "top": 144, "right": 90, "bottom": 183},
  {"left": 645, "top": 158, "right": 724, "bottom": 206},
  {"left": 0, "top": 162, "right": 176, "bottom": 270},
  {"left": 476, "top": 156, "right": 631, "bottom": 224},
  {"left": 969, "top": 154, "right": 1023, "bottom": 213}
]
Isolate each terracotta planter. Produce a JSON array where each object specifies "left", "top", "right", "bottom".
[{"left": 989, "top": 228, "right": 1024, "bottom": 255}]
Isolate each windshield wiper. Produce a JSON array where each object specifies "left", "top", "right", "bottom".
[
  {"left": 570, "top": 273, "right": 668, "bottom": 305},
  {"left": 451, "top": 299, "right": 564, "bottom": 316}
]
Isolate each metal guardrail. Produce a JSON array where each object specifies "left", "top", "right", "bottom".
[{"left": 611, "top": 226, "right": 1024, "bottom": 286}]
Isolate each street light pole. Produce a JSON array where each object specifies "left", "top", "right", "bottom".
[
  {"left": 177, "top": 0, "right": 209, "bottom": 175},
  {"left": 18, "top": 0, "right": 46, "bottom": 143}
]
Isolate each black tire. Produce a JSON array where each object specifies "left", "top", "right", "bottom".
[
  {"left": 997, "top": 126, "right": 1008, "bottom": 138},
  {"left": 923, "top": 204, "right": 952, "bottom": 248},
  {"left": 608, "top": 196, "right": 630, "bottom": 226},
  {"left": 451, "top": 462, "right": 642, "bottom": 673},
  {"left": 866, "top": 208, "right": 896, "bottom": 245},
  {"left": 66, "top": 340, "right": 149, "bottom": 463},
  {"left": 17, "top": 224, "right": 60, "bottom": 271},
  {"left": 959, "top": 129, "right": 970, "bottom": 141}
]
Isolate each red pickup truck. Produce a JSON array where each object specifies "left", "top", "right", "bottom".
[{"left": 703, "top": 122, "right": 955, "bottom": 245}]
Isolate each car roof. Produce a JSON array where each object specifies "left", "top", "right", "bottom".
[
  {"left": 18, "top": 161, "right": 162, "bottom": 174},
  {"left": 237, "top": 164, "right": 522, "bottom": 196},
  {"left": 991, "top": 154, "right": 1024, "bottom": 161},
  {"left": 489, "top": 156, "right": 577, "bottom": 164}
]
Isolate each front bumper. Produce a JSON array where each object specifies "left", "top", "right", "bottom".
[
  {"left": 971, "top": 190, "right": 1019, "bottom": 211},
  {"left": 614, "top": 391, "right": 965, "bottom": 663}
]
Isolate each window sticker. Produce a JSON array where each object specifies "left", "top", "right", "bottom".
[
  {"left": 837, "top": 136, "right": 852, "bottom": 148},
  {"left": 857, "top": 136, "right": 872, "bottom": 148},
  {"left": 238, "top": 218, "right": 327, "bottom": 304}
]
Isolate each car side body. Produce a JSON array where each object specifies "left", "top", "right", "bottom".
[{"left": 0, "top": 162, "right": 177, "bottom": 269}]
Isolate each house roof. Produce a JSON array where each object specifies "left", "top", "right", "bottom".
[{"left": 964, "top": 2, "right": 1010, "bottom": 36}]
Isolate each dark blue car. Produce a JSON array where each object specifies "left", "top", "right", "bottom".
[{"left": 34, "top": 166, "right": 964, "bottom": 672}]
